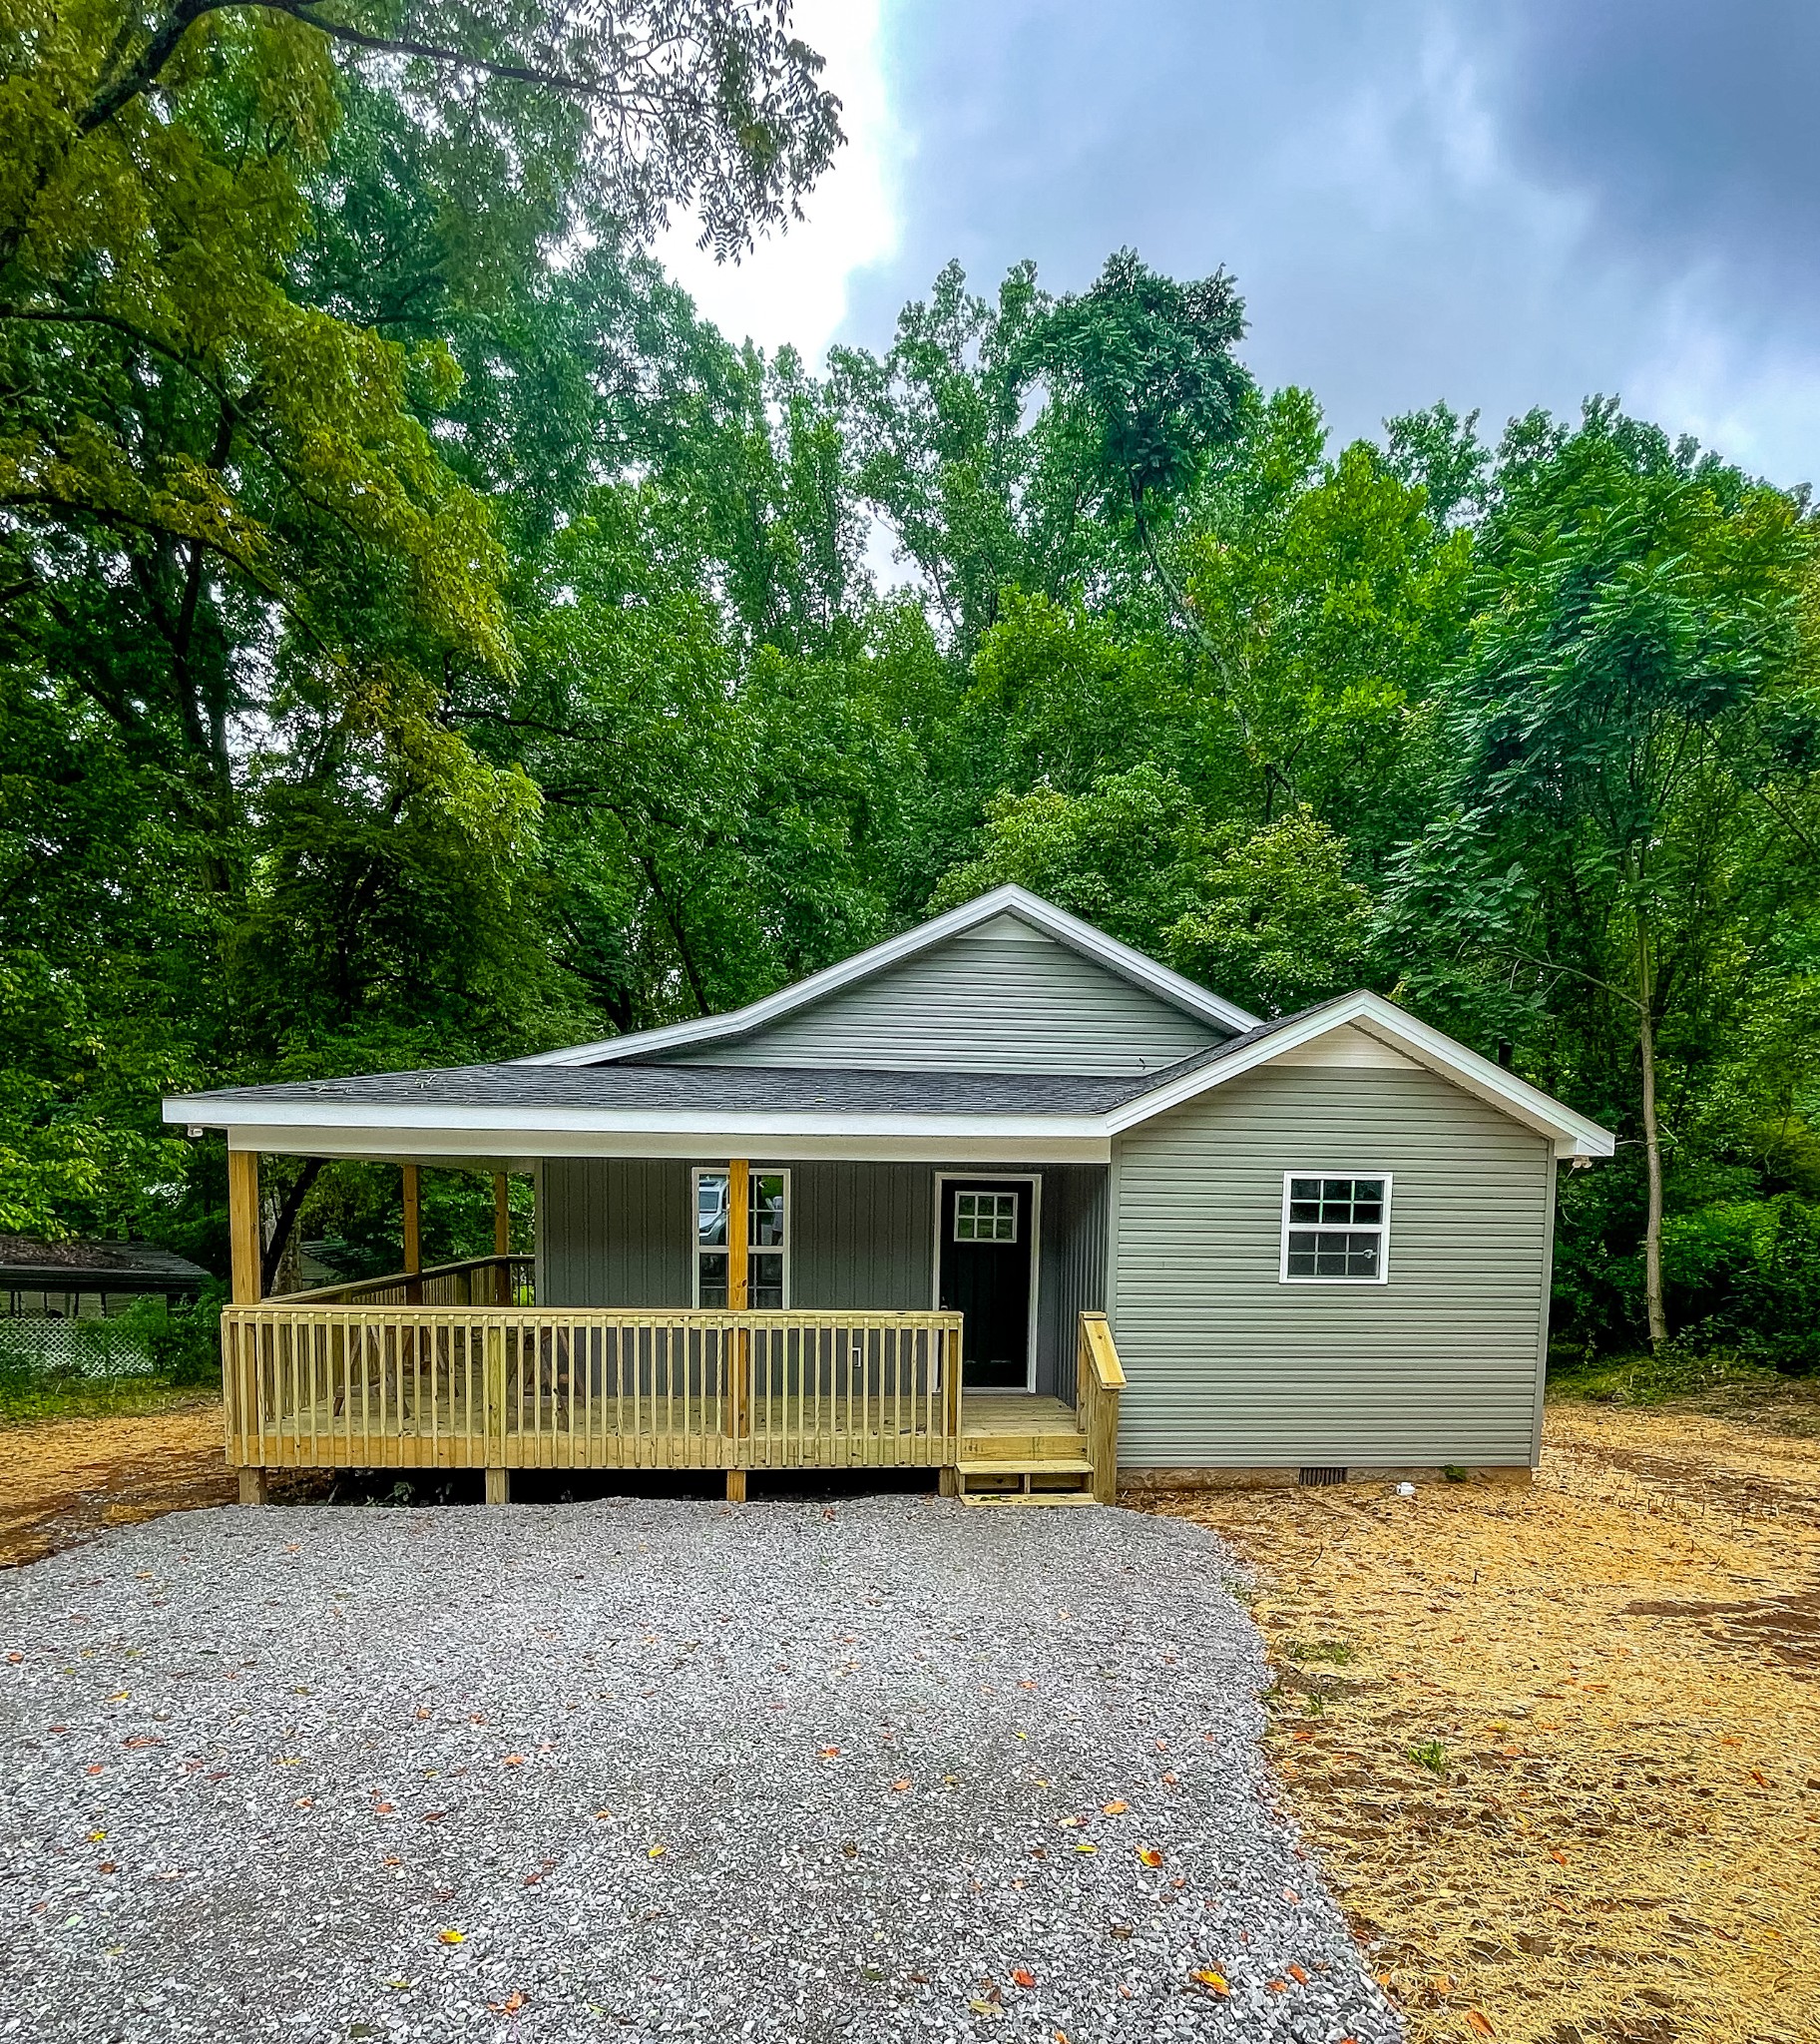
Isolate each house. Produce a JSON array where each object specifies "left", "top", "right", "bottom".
[
  {"left": 164, "top": 885, "right": 1612, "bottom": 1506},
  {"left": 0, "top": 1234, "right": 213, "bottom": 1375}
]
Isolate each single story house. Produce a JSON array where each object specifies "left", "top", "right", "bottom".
[{"left": 165, "top": 885, "right": 1612, "bottom": 1505}]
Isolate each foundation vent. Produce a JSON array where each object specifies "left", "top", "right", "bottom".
[{"left": 1297, "top": 1466, "right": 1348, "bottom": 1488}]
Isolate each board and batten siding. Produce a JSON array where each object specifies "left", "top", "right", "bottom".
[
  {"left": 538, "top": 1156, "right": 1107, "bottom": 1394},
  {"left": 666, "top": 928, "right": 1222, "bottom": 1075},
  {"left": 1109, "top": 1064, "right": 1555, "bottom": 1470}
]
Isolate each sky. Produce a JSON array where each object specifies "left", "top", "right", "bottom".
[{"left": 658, "top": 0, "right": 1820, "bottom": 493}]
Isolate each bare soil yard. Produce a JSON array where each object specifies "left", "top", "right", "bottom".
[
  {"left": 3, "top": 1386, "right": 1816, "bottom": 2040},
  {"left": 1141, "top": 1386, "right": 1820, "bottom": 2044}
]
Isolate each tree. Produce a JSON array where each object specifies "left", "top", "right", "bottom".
[{"left": 1386, "top": 403, "right": 1815, "bottom": 1347}]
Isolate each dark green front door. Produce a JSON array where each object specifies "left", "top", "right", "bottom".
[{"left": 939, "top": 1179, "right": 1032, "bottom": 1390}]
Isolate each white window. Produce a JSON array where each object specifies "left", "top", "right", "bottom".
[
  {"left": 1280, "top": 1174, "right": 1391, "bottom": 1283},
  {"left": 954, "top": 1189, "right": 1019, "bottom": 1243},
  {"left": 692, "top": 1168, "right": 789, "bottom": 1308}
]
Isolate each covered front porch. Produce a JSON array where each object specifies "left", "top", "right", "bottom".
[{"left": 218, "top": 1152, "right": 1124, "bottom": 1505}]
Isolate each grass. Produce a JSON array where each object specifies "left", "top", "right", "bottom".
[
  {"left": 0, "top": 1363, "right": 216, "bottom": 1428},
  {"left": 1406, "top": 1738, "right": 1450, "bottom": 1775},
  {"left": 1546, "top": 1343, "right": 1790, "bottom": 1408}
]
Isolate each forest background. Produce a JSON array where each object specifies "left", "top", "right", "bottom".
[{"left": 5, "top": 0, "right": 1818, "bottom": 1369}]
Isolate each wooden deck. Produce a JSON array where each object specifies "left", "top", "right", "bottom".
[{"left": 220, "top": 1284, "right": 1125, "bottom": 1504}]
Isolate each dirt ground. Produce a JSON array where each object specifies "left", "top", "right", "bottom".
[
  {"left": 0, "top": 1401, "right": 238, "bottom": 1566},
  {"left": 2, "top": 1390, "right": 1816, "bottom": 2041},
  {"left": 1143, "top": 1388, "right": 1820, "bottom": 2044}
]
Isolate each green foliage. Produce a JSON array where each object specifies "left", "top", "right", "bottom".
[{"left": 0, "top": 0, "right": 1815, "bottom": 1381}]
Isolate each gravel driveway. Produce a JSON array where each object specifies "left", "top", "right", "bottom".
[{"left": 0, "top": 1497, "right": 1399, "bottom": 2042}]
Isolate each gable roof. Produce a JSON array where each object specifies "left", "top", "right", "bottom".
[
  {"left": 518, "top": 884, "right": 1261, "bottom": 1068},
  {"left": 1105, "top": 992, "right": 1615, "bottom": 1156}
]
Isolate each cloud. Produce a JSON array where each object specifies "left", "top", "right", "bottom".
[
  {"left": 652, "top": 0, "right": 904, "bottom": 364},
  {"left": 792, "top": 0, "right": 1820, "bottom": 491}
]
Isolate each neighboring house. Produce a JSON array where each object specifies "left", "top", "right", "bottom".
[
  {"left": 165, "top": 885, "right": 1611, "bottom": 1505},
  {"left": 0, "top": 1234, "right": 212, "bottom": 1375}
]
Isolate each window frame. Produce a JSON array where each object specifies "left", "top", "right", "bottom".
[
  {"left": 952, "top": 1188, "right": 1021, "bottom": 1244},
  {"left": 690, "top": 1165, "right": 792, "bottom": 1310},
  {"left": 1278, "top": 1171, "right": 1393, "bottom": 1285}
]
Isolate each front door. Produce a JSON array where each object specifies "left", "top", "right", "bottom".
[{"left": 939, "top": 1179, "right": 1033, "bottom": 1390}]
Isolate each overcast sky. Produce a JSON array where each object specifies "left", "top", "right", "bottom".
[{"left": 659, "top": 1, "right": 1820, "bottom": 491}]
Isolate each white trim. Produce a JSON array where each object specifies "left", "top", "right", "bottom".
[
  {"left": 517, "top": 885, "right": 1259, "bottom": 1066},
  {"left": 932, "top": 1171, "right": 1041, "bottom": 1394},
  {"left": 1278, "top": 1171, "right": 1393, "bottom": 1284},
  {"left": 1106, "top": 992, "right": 1614, "bottom": 1159},
  {"left": 691, "top": 1165, "right": 792, "bottom": 1309}
]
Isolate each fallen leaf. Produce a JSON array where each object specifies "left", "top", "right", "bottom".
[
  {"left": 373, "top": 1801, "right": 395, "bottom": 1814},
  {"left": 1137, "top": 1846, "right": 1163, "bottom": 1867},
  {"left": 1011, "top": 1967, "right": 1037, "bottom": 1987},
  {"left": 1192, "top": 1969, "right": 1230, "bottom": 1996},
  {"left": 890, "top": 1779, "right": 912, "bottom": 1792},
  {"left": 1288, "top": 1964, "right": 1309, "bottom": 1984},
  {"left": 489, "top": 1991, "right": 527, "bottom": 2014},
  {"left": 435, "top": 1929, "right": 464, "bottom": 1946},
  {"left": 1074, "top": 1841, "right": 1097, "bottom": 1854},
  {"left": 1549, "top": 1849, "right": 1568, "bottom": 1865},
  {"left": 818, "top": 1746, "right": 841, "bottom": 1759},
  {"left": 1467, "top": 2013, "right": 1495, "bottom": 2038},
  {"left": 647, "top": 1843, "right": 666, "bottom": 1859},
  {"left": 1749, "top": 1770, "right": 1771, "bottom": 1789},
  {"left": 1101, "top": 1800, "right": 1129, "bottom": 1815}
]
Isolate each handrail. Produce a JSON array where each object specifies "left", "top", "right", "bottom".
[
  {"left": 221, "top": 1301, "right": 964, "bottom": 1476},
  {"left": 1076, "top": 1311, "right": 1124, "bottom": 1503},
  {"left": 273, "top": 1254, "right": 534, "bottom": 1308}
]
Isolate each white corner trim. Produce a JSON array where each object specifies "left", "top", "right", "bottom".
[
  {"left": 516, "top": 884, "right": 1259, "bottom": 1067},
  {"left": 1104, "top": 993, "right": 1615, "bottom": 1158}
]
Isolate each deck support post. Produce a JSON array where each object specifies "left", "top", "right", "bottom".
[
  {"left": 493, "top": 1173, "right": 512, "bottom": 1303},
  {"left": 485, "top": 1467, "right": 510, "bottom": 1505},
  {"left": 227, "top": 1149, "right": 266, "bottom": 1503},
  {"left": 938, "top": 1465, "right": 958, "bottom": 1498},
  {"left": 725, "top": 1469, "right": 746, "bottom": 1503}
]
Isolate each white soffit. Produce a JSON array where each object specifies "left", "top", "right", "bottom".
[{"left": 517, "top": 884, "right": 1260, "bottom": 1066}]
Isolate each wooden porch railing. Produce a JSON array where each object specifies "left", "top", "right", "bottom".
[
  {"left": 278, "top": 1254, "right": 535, "bottom": 1310},
  {"left": 1076, "top": 1311, "right": 1125, "bottom": 1504},
  {"left": 221, "top": 1303, "right": 964, "bottom": 1476}
]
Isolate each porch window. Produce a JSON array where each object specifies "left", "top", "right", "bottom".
[
  {"left": 693, "top": 1168, "right": 789, "bottom": 1308},
  {"left": 953, "top": 1189, "right": 1019, "bottom": 1243},
  {"left": 1280, "top": 1174, "right": 1391, "bottom": 1282}
]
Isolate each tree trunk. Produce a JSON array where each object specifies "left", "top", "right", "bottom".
[{"left": 1636, "top": 928, "right": 1668, "bottom": 1351}]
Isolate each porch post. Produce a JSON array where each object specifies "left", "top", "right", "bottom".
[
  {"left": 493, "top": 1172, "right": 512, "bottom": 1303},
  {"left": 227, "top": 1149, "right": 267, "bottom": 1505},
  {"left": 401, "top": 1163, "right": 422, "bottom": 1302},
  {"left": 726, "top": 1158, "right": 749, "bottom": 1500}
]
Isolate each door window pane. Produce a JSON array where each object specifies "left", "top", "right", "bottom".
[{"left": 955, "top": 1190, "right": 1019, "bottom": 1243}]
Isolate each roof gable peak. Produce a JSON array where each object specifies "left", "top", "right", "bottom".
[{"left": 519, "top": 884, "right": 1259, "bottom": 1068}]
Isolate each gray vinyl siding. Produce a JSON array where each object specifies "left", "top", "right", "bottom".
[
  {"left": 1110, "top": 1066, "right": 1555, "bottom": 1468},
  {"left": 540, "top": 1158, "right": 692, "bottom": 1308},
  {"left": 671, "top": 937, "right": 1221, "bottom": 1075},
  {"left": 539, "top": 1157, "right": 1108, "bottom": 1391}
]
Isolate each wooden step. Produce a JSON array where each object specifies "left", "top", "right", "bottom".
[
  {"left": 957, "top": 1487, "right": 1098, "bottom": 1506},
  {"left": 957, "top": 1455, "right": 1094, "bottom": 1478}
]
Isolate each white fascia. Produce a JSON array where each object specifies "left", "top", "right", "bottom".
[
  {"left": 1104, "top": 993, "right": 1616, "bottom": 1160},
  {"left": 517, "top": 883, "right": 1260, "bottom": 1066},
  {"left": 163, "top": 1098, "right": 1111, "bottom": 1166}
]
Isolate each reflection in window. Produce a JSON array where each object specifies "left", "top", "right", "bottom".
[
  {"left": 954, "top": 1190, "right": 1019, "bottom": 1243},
  {"left": 694, "top": 1169, "right": 788, "bottom": 1307}
]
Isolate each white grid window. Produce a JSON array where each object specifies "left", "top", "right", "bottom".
[
  {"left": 954, "top": 1190, "right": 1019, "bottom": 1243},
  {"left": 1280, "top": 1174, "right": 1391, "bottom": 1283},
  {"left": 693, "top": 1169, "right": 789, "bottom": 1308}
]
